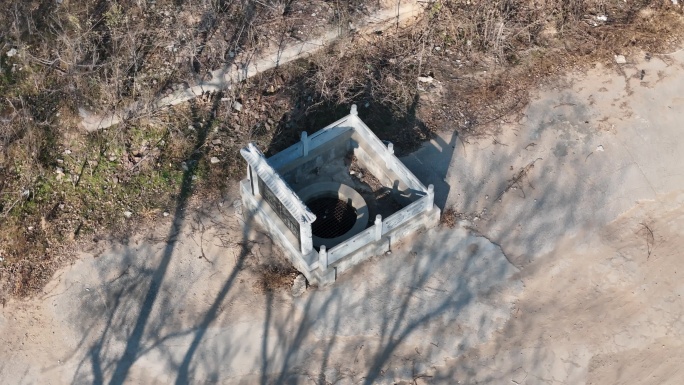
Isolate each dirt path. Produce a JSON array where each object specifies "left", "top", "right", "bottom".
[{"left": 2, "top": 50, "right": 684, "bottom": 384}]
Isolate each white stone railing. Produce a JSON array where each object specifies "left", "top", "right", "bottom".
[
  {"left": 382, "top": 185, "right": 433, "bottom": 234},
  {"left": 268, "top": 116, "right": 353, "bottom": 170},
  {"left": 324, "top": 222, "right": 378, "bottom": 267},
  {"left": 319, "top": 184, "right": 434, "bottom": 269},
  {"left": 348, "top": 108, "right": 427, "bottom": 192}
]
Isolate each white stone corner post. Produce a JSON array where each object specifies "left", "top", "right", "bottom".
[
  {"left": 374, "top": 214, "right": 383, "bottom": 240},
  {"left": 426, "top": 184, "right": 435, "bottom": 212},
  {"left": 350, "top": 104, "right": 358, "bottom": 116},
  {"left": 301, "top": 131, "right": 309, "bottom": 157},
  {"left": 319, "top": 245, "right": 328, "bottom": 270},
  {"left": 300, "top": 222, "right": 313, "bottom": 256}
]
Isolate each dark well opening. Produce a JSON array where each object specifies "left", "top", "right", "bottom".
[{"left": 307, "top": 197, "right": 357, "bottom": 239}]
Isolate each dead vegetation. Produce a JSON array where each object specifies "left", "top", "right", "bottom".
[{"left": 1, "top": 0, "right": 683, "bottom": 299}]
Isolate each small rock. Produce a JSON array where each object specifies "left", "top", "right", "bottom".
[
  {"left": 266, "top": 85, "right": 276, "bottom": 93},
  {"left": 433, "top": 46, "right": 441, "bottom": 51},
  {"left": 112, "top": 176, "right": 119, "bottom": 184},
  {"left": 596, "top": 145, "right": 605, "bottom": 152},
  {"left": 232, "top": 101, "right": 243, "bottom": 112},
  {"left": 6, "top": 48, "right": 17, "bottom": 57},
  {"left": 123, "top": 211, "right": 133, "bottom": 218},
  {"left": 55, "top": 167, "right": 64, "bottom": 174},
  {"left": 596, "top": 15, "right": 608, "bottom": 22},
  {"left": 211, "top": 139, "right": 221, "bottom": 145},
  {"left": 163, "top": 212, "right": 169, "bottom": 217},
  {"left": 291, "top": 274, "right": 307, "bottom": 297},
  {"left": 63, "top": 149, "right": 72, "bottom": 155},
  {"left": 418, "top": 76, "right": 434, "bottom": 83},
  {"left": 210, "top": 157, "right": 220, "bottom": 164},
  {"left": 108, "top": 155, "right": 117, "bottom": 162},
  {"left": 57, "top": 159, "right": 63, "bottom": 164},
  {"left": 181, "top": 162, "right": 189, "bottom": 171},
  {"left": 27, "top": 226, "right": 34, "bottom": 231},
  {"left": 614, "top": 55, "right": 627, "bottom": 64}
]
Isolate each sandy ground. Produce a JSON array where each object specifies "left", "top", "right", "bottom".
[{"left": 2, "top": 49, "right": 684, "bottom": 384}]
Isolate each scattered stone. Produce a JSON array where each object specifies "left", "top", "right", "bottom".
[
  {"left": 266, "top": 85, "right": 276, "bottom": 93},
  {"left": 27, "top": 226, "right": 34, "bottom": 231},
  {"left": 232, "top": 101, "right": 243, "bottom": 112},
  {"left": 511, "top": 367, "right": 528, "bottom": 384},
  {"left": 210, "top": 157, "right": 220, "bottom": 164},
  {"left": 433, "top": 46, "right": 441, "bottom": 51},
  {"left": 108, "top": 155, "right": 117, "bottom": 162},
  {"left": 418, "top": 76, "right": 434, "bottom": 83},
  {"left": 596, "top": 15, "right": 608, "bottom": 22},
  {"left": 211, "top": 139, "right": 222, "bottom": 145},
  {"left": 291, "top": 274, "right": 307, "bottom": 297},
  {"left": 112, "top": 176, "right": 119, "bottom": 184},
  {"left": 614, "top": 55, "right": 627, "bottom": 64},
  {"left": 181, "top": 162, "right": 189, "bottom": 171},
  {"left": 6, "top": 48, "right": 17, "bottom": 57},
  {"left": 123, "top": 211, "right": 133, "bottom": 218},
  {"left": 63, "top": 149, "right": 72, "bottom": 155},
  {"left": 55, "top": 167, "right": 64, "bottom": 174},
  {"left": 596, "top": 145, "right": 605, "bottom": 152},
  {"left": 163, "top": 212, "right": 170, "bottom": 217},
  {"left": 57, "top": 159, "right": 63, "bottom": 164}
]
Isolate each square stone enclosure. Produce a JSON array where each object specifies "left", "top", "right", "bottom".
[{"left": 240, "top": 105, "right": 440, "bottom": 285}]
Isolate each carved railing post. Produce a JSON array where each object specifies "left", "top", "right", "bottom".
[
  {"left": 319, "top": 245, "right": 328, "bottom": 270},
  {"left": 426, "top": 184, "right": 434, "bottom": 212},
  {"left": 375, "top": 214, "right": 382, "bottom": 240}
]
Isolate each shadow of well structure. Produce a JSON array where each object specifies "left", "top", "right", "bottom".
[{"left": 240, "top": 104, "right": 441, "bottom": 285}]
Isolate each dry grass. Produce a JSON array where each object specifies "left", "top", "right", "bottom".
[{"left": 1, "top": 0, "right": 683, "bottom": 299}]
